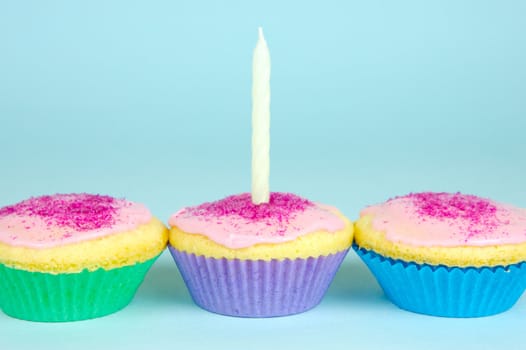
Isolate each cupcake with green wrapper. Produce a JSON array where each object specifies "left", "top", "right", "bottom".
[
  {"left": 0, "top": 193, "right": 168, "bottom": 322},
  {"left": 354, "top": 192, "right": 526, "bottom": 318}
]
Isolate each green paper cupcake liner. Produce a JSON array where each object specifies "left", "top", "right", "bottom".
[{"left": 0, "top": 255, "right": 159, "bottom": 322}]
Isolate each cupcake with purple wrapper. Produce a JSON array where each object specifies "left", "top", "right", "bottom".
[
  {"left": 169, "top": 193, "right": 352, "bottom": 317},
  {"left": 167, "top": 28, "right": 353, "bottom": 317}
]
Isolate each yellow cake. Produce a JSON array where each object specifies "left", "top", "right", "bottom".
[
  {"left": 170, "top": 210, "right": 352, "bottom": 261},
  {"left": 355, "top": 214, "right": 526, "bottom": 268},
  {"left": 0, "top": 218, "right": 167, "bottom": 273}
]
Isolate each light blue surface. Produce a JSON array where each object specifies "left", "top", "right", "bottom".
[{"left": 0, "top": 0, "right": 525, "bottom": 349}]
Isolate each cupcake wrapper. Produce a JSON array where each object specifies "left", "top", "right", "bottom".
[
  {"left": 353, "top": 244, "right": 526, "bottom": 317},
  {"left": 0, "top": 255, "right": 159, "bottom": 322},
  {"left": 169, "top": 246, "right": 349, "bottom": 317}
]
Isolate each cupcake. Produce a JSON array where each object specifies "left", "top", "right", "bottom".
[
  {"left": 0, "top": 193, "right": 168, "bottom": 322},
  {"left": 354, "top": 192, "right": 526, "bottom": 317},
  {"left": 168, "top": 192, "right": 353, "bottom": 317}
]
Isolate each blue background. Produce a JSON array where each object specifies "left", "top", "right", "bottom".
[{"left": 0, "top": 1, "right": 525, "bottom": 349}]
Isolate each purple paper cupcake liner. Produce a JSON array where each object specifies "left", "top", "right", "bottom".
[
  {"left": 169, "top": 246, "right": 349, "bottom": 317},
  {"left": 353, "top": 244, "right": 526, "bottom": 317}
]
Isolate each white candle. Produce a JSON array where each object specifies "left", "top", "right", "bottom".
[{"left": 251, "top": 27, "right": 271, "bottom": 205}]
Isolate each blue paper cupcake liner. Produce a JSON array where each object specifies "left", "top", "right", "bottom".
[
  {"left": 169, "top": 246, "right": 349, "bottom": 318},
  {"left": 353, "top": 244, "right": 526, "bottom": 317}
]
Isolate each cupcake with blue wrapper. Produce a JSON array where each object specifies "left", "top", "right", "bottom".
[{"left": 354, "top": 192, "right": 526, "bottom": 318}]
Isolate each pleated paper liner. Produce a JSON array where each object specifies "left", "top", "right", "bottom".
[
  {"left": 0, "top": 254, "right": 160, "bottom": 322},
  {"left": 353, "top": 244, "right": 526, "bottom": 317},
  {"left": 169, "top": 246, "right": 349, "bottom": 317}
]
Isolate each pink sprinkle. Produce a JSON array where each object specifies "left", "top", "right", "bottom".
[
  {"left": 0, "top": 194, "right": 118, "bottom": 231},
  {"left": 409, "top": 192, "right": 496, "bottom": 220},
  {"left": 405, "top": 192, "right": 500, "bottom": 238},
  {"left": 187, "top": 192, "right": 313, "bottom": 222},
  {"left": 182, "top": 192, "right": 314, "bottom": 236}
]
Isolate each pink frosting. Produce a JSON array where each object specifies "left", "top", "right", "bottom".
[
  {"left": 169, "top": 192, "right": 346, "bottom": 248},
  {"left": 0, "top": 194, "right": 152, "bottom": 248},
  {"left": 362, "top": 192, "right": 526, "bottom": 246}
]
